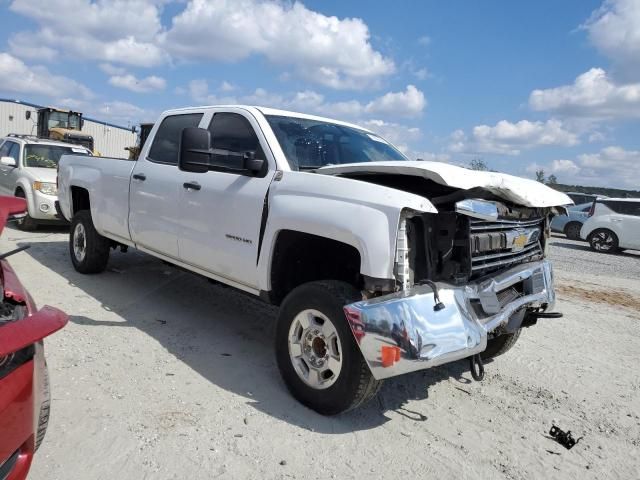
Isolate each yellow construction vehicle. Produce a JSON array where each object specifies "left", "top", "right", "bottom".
[
  {"left": 26, "top": 107, "right": 98, "bottom": 154},
  {"left": 125, "top": 122, "right": 154, "bottom": 160}
]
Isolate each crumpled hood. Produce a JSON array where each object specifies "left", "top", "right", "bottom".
[{"left": 317, "top": 161, "right": 572, "bottom": 208}]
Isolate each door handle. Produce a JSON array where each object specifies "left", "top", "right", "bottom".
[
  {"left": 132, "top": 173, "right": 146, "bottom": 181},
  {"left": 183, "top": 181, "right": 201, "bottom": 191}
]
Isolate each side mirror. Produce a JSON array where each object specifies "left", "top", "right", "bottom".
[
  {"left": 1, "top": 157, "right": 17, "bottom": 168},
  {"left": 243, "top": 151, "right": 265, "bottom": 175},
  {"left": 25, "top": 111, "right": 31, "bottom": 120},
  {"left": 179, "top": 127, "right": 211, "bottom": 173}
]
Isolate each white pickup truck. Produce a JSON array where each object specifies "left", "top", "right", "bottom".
[{"left": 57, "top": 105, "right": 570, "bottom": 414}]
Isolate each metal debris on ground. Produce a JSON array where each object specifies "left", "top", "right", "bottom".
[{"left": 549, "top": 425, "right": 582, "bottom": 450}]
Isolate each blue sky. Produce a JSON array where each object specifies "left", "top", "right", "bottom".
[{"left": 1, "top": 0, "right": 639, "bottom": 188}]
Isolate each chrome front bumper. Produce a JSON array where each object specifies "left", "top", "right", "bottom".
[{"left": 344, "top": 260, "right": 556, "bottom": 380}]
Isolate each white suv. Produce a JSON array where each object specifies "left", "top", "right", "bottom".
[
  {"left": 580, "top": 198, "right": 640, "bottom": 253},
  {"left": 0, "top": 134, "right": 91, "bottom": 230}
]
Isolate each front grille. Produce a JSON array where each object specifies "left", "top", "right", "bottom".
[{"left": 469, "top": 217, "right": 545, "bottom": 275}]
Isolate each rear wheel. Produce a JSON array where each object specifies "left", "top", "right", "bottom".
[
  {"left": 588, "top": 228, "right": 619, "bottom": 253},
  {"left": 14, "top": 189, "right": 38, "bottom": 231},
  {"left": 564, "top": 222, "right": 582, "bottom": 240},
  {"left": 275, "top": 281, "right": 381, "bottom": 415},
  {"left": 69, "top": 210, "right": 110, "bottom": 273}
]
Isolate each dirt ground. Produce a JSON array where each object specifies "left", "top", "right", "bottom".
[{"left": 2, "top": 227, "right": 639, "bottom": 480}]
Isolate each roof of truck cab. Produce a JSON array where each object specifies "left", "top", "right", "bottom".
[{"left": 159, "top": 105, "right": 374, "bottom": 133}]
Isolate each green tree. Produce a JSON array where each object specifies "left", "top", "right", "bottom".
[
  {"left": 469, "top": 158, "right": 489, "bottom": 171},
  {"left": 535, "top": 169, "right": 545, "bottom": 183},
  {"left": 547, "top": 174, "right": 558, "bottom": 185}
]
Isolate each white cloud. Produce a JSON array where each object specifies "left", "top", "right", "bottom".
[
  {"left": 164, "top": 0, "right": 394, "bottom": 89},
  {"left": 9, "top": 0, "right": 167, "bottom": 67},
  {"left": 220, "top": 81, "right": 237, "bottom": 92},
  {"left": 99, "top": 63, "right": 127, "bottom": 76},
  {"left": 8, "top": 0, "right": 397, "bottom": 90},
  {"left": 583, "top": 0, "right": 640, "bottom": 80},
  {"left": 550, "top": 159, "right": 581, "bottom": 175},
  {"left": 531, "top": 146, "right": 640, "bottom": 188},
  {"left": 417, "top": 36, "right": 431, "bottom": 47},
  {"left": 0, "top": 52, "right": 93, "bottom": 99},
  {"left": 96, "top": 101, "right": 148, "bottom": 122},
  {"left": 449, "top": 119, "right": 579, "bottom": 155},
  {"left": 361, "top": 119, "right": 422, "bottom": 154},
  {"left": 186, "top": 80, "right": 426, "bottom": 119},
  {"left": 109, "top": 73, "right": 166, "bottom": 93},
  {"left": 529, "top": 68, "right": 640, "bottom": 119},
  {"left": 364, "top": 85, "right": 426, "bottom": 118}
]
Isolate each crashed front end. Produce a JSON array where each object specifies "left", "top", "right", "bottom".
[{"left": 345, "top": 197, "right": 561, "bottom": 380}]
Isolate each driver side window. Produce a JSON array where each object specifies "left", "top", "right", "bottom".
[{"left": 207, "top": 113, "right": 265, "bottom": 170}]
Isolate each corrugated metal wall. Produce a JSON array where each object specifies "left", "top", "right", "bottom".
[{"left": 0, "top": 99, "right": 137, "bottom": 158}]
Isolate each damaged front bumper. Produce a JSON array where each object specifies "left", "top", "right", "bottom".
[{"left": 344, "top": 259, "right": 556, "bottom": 380}]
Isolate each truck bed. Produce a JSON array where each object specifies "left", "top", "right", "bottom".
[{"left": 58, "top": 155, "right": 136, "bottom": 243}]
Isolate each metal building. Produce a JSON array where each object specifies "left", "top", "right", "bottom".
[{"left": 0, "top": 98, "right": 137, "bottom": 158}]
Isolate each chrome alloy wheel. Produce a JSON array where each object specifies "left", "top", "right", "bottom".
[
  {"left": 73, "top": 222, "right": 87, "bottom": 262},
  {"left": 591, "top": 231, "right": 615, "bottom": 251},
  {"left": 288, "top": 309, "right": 342, "bottom": 390}
]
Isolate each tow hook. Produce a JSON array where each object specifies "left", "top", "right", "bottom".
[
  {"left": 469, "top": 353, "right": 484, "bottom": 381},
  {"left": 522, "top": 310, "right": 563, "bottom": 328}
]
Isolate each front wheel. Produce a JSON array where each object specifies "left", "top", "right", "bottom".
[
  {"left": 14, "top": 190, "right": 38, "bottom": 231},
  {"left": 481, "top": 329, "right": 522, "bottom": 360},
  {"left": 564, "top": 222, "right": 582, "bottom": 240},
  {"left": 69, "top": 210, "right": 110, "bottom": 273},
  {"left": 275, "top": 281, "right": 382, "bottom": 415},
  {"left": 588, "top": 228, "right": 619, "bottom": 253}
]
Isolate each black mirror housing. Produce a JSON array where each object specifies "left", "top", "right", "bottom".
[
  {"left": 179, "top": 127, "right": 211, "bottom": 173},
  {"left": 243, "top": 151, "right": 265, "bottom": 174}
]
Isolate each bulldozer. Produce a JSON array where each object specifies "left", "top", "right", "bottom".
[
  {"left": 27, "top": 107, "right": 97, "bottom": 153},
  {"left": 125, "top": 122, "right": 154, "bottom": 160}
]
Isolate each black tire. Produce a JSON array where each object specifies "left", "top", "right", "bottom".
[
  {"left": 564, "top": 222, "right": 582, "bottom": 240},
  {"left": 481, "top": 329, "right": 522, "bottom": 360},
  {"left": 275, "top": 281, "right": 382, "bottom": 415},
  {"left": 35, "top": 364, "right": 50, "bottom": 451},
  {"left": 587, "top": 228, "right": 619, "bottom": 253},
  {"left": 14, "top": 189, "right": 38, "bottom": 231},
  {"left": 69, "top": 210, "right": 110, "bottom": 273}
]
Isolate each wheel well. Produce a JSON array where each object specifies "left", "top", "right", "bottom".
[
  {"left": 564, "top": 221, "right": 581, "bottom": 233},
  {"left": 269, "top": 230, "right": 362, "bottom": 305},
  {"left": 14, "top": 186, "right": 24, "bottom": 196},
  {"left": 71, "top": 186, "right": 90, "bottom": 215}
]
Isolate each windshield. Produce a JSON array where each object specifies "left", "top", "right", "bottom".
[
  {"left": 266, "top": 115, "right": 408, "bottom": 170},
  {"left": 47, "top": 111, "right": 81, "bottom": 130},
  {"left": 24, "top": 145, "right": 90, "bottom": 168}
]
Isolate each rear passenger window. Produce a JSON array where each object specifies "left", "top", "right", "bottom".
[
  {"left": 601, "top": 201, "right": 640, "bottom": 216},
  {"left": 207, "top": 113, "right": 265, "bottom": 171},
  {"left": 148, "top": 113, "right": 203, "bottom": 165}
]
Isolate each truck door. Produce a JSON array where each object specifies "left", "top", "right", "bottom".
[
  {"left": 129, "top": 113, "right": 204, "bottom": 259},
  {"left": 176, "top": 110, "right": 274, "bottom": 290}
]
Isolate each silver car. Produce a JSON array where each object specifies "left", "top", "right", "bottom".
[{"left": 0, "top": 134, "right": 91, "bottom": 230}]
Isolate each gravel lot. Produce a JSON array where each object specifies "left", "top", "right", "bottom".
[{"left": 3, "top": 227, "right": 639, "bottom": 479}]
